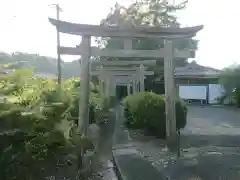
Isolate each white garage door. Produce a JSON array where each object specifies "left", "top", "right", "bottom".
[{"left": 179, "top": 85, "right": 207, "bottom": 100}]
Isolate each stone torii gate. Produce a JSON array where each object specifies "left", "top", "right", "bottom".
[
  {"left": 49, "top": 17, "right": 203, "bottom": 151},
  {"left": 91, "top": 60, "right": 156, "bottom": 97}
]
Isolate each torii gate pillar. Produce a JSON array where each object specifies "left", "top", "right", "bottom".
[
  {"left": 99, "top": 80, "right": 104, "bottom": 97},
  {"left": 127, "top": 84, "right": 131, "bottom": 95},
  {"left": 78, "top": 36, "right": 91, "bottom": 135},
  {"left": 110, "top": 80, "right": 116, "bottom": 96},
  {"left": 132, "top": 80, "right": 137, "bottom": 93},
  {"left": 139, "top": 65, "right": 145, "bottom": 92},
  {"left": 164, "top": 40, "right": 177, "bottom": 151}
]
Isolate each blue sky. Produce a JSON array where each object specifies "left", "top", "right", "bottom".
[{"left": 0, "top": 0, "right": 239, "bottom": 69}]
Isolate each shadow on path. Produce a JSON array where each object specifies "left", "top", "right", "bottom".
[
  {"left": 98, "top": 109, "right": 116, "bottom": 162},
  {"left": 93, "top": 108, "right": 118, "bottom": 180}
]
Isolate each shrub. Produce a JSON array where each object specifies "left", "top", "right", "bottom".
[
  {"left": 0, "top": 106, "right": 70, "bottom": 180},
  {"left": 124, "top": 92, "right": 187, "bottom": 138},
  {"left": 0, "top": 68, "right": 101, "bottom": 179}
]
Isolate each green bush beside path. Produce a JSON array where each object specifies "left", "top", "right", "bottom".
[{"left": 124, "top": 92, "right": 187, "bottom": 138}]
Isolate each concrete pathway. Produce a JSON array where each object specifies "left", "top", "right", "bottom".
[
  {"left": 112, "top": 105, "right": 165, "bottom": 180},
  {"left": 95, "top": 108, "right": 118, "bottom": 180}
]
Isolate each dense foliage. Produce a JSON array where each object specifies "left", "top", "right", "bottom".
[
  {"left": 0, "top": 68, "right": 110, "bottom": 180},
  {"left": 219, "top": 64, "right": 240, "bottom": 107},
  {"left": 124, "top": 92, "right": 187, "bottom": 138}
]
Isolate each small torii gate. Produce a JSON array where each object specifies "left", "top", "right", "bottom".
[
  {"left": 49, "top": 18, "right": 203, "bottom": 151},
  {"left": 91, "top": 60, "right": 156, "bottom": 97}
]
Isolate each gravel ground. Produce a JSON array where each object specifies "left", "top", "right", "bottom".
[{"left": 133, "top": 106, "right": 240, "bottom": 180}]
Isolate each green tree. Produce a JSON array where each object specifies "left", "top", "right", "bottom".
[
  {"left": 96, "top": 0, "right": 198, "bottom": 93},
  {"left": 0, "top": 51, "right": 81, "bottom": 78},
  {"left": 219, "top": 64, "right": 240, "bottom": 107}
]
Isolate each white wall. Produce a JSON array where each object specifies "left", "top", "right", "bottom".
[{"left": 179, "top": 85, "right": 207, "bottom": 100}]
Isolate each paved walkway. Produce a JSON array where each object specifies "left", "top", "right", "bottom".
[
  {"left": 112, "top": 105, "right": 131, "bottom": 147},
  {"left": 114, "top": 153, "right": 165, "bottom": 180},
  {"left": 95, "top": 108, "right": 118, "bottom": 180},
  {"left": 112, "top": 105, "right": 165, "bottom": 180}
]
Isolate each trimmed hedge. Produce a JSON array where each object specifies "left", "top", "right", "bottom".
[{"left": 124, "top": 92, "right": 187, "bottom": 138}]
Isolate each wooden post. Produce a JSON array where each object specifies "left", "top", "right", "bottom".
[
  {"left": 110, "top": 79, "right": 116, "bottom": 96},
  {"left": 99, "top": 79, "right": 101, "bottom": 96},
  {"left": 164, "top": 40, "right": 177, "bottom": 152},
  {"left": 124, "top": 38, "right": 133, "bottom": 96},
  {"left": 132, "top": 80, "right": 136, "bottom": 93},
  {"left": 56, "top": 4, "right": 62, "bottom": 88},
  {"left": 107, "top": 77, "right": 111, "bottom": 96},
  {"left": 49, "top": 4, "right": 63, "bottom": 88},
  {"left": 136, "top": 80, "right": 138, "bottom": 93},
  {"left": 137, "top": 81, "right": 140, "bottom": 92},
  {"left": 139, "top": 65, "right": 145, "bottom": 92},
  {"left": 111, "top": 80, "right": 115, "bottom": 96},
  {"left": 99, "top": 66, "right": 104, "bottom": 97},
  {"left": 127, "top": 84, "right": 131, "bottom": 95},
  {"left": 136, "top": 81, "right": 138, "bottom": 92},
  {"left": 136, "top": 80, "right": 139, "bottom": 92},
  {"left": 99, "top": 79, "right": 104, "bottom": 97},
  {"left": 108, "top": 77, "right": 111, "bottom": 96},
  {"left": 104, "top": 78, "right": 108, "bottom": 97},
  {"left": 78, "top": 35, "right": 91, "bottom": 135},
  {"left": 175, "top": 83, "right": 179, "bottom": 100}
]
